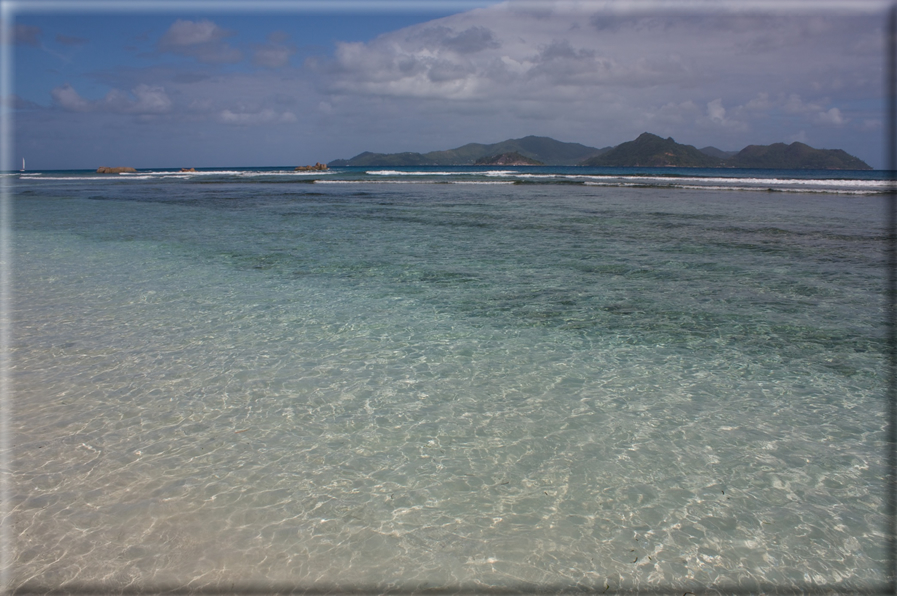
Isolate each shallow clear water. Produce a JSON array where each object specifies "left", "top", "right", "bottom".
[{"left": 8, "top": 170, "right": 889, "bottom": 592}]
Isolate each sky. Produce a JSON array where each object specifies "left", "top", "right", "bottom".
[{"left": 4, "top": 0, "right": 890, "bottom": 169}]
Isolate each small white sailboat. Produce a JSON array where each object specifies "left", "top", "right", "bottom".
[{"left": 20, "top": 158, "right": 24, "bottom": 172}]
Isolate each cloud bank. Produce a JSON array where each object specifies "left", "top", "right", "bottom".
[
  {"left": 51, "top": 83, "right": 173, "bottom": 115},
  {"left": 12, "top": 3, "right": 886, "bottom": 168},
  {"left": 307, "top": 2, "right": 879, "bottom": 149}
]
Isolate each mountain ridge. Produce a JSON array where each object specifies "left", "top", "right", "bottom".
[
  {"left": 328, "top": 135, "right": 610, "bottom": 167},
  {"left": 329, "top": 132, "right": 871, "bottom": 170},
  {"left": 474, "top": 152, "right": 544, "bottom": 166},
  {"left": 580, "top": 133, "right": 720, "bottom": 168}
]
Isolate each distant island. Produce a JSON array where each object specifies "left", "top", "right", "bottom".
[
  {"left": 580, "top": 133, "right": 871, "bottom": 169},
  {"left": 328, "top": 136, "right": 609, "bottom": 167},
  {"left": 329, "top": 132, "right": 871, "bottom": 170}
]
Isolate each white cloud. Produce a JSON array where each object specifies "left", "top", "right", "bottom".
[
  {"left": 159, "top": 19, "right": 242, "bottom": 64},
  {"left": 783, "top": 93, "right": 822, "bottom": 114},
  {"left": 788, "top": 130, "right": 808, "bottom": 144},
  {"left": 815, "top": 107, "right": 845, "bottom": 126},
  {"left": 110, "top": 84, "right": 173, "bottom": 114},
  {"left": 219, "top": 108, "right": 297, "bottom": 125},
  {"left": 252, "top": 44, "right": 296, "bottom": 68},
  {"left": 701, "top": 98, "right": 747, "bottom": 131},
  {"left": 707, "top": 98, "right": 726, "bottom": 123},
  {"left": 160, "top": 19, "right": 223, "bottom": 47},
  {"left": 649, "top": 100, "right": 699, "bottom": 125},
  {"left": 51, "top": 83, "right": 172, "bottom": 115},
  {"left": 744, "top": 92, "right": 771, "bottom": 111},
  {"left": 51, "top": 84, "right": 91, "bottom": 112},
  {"left": 727, "top": 92, "right": 850, "bottom": 129}
]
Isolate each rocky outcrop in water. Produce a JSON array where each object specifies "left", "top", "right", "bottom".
[
  {"left": 96, "top": 167, "right": 137, "bottom": 174},
  {"left": 295, "top": 163, "right": 328, "bottom": 171}
]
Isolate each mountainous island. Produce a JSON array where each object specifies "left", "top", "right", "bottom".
[
  {"left": 328, "top": 136, "right": 610, "bottom": 167},
  {"left": 328, "top": 133, "right": 871, "bottom": 170}
]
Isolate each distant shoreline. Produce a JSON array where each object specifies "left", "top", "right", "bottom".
[
  {"left": 328, "top": 132, "right": 872, "bottom": 170},
  {"left": 6, "top": 165, "right": 889, "bottom": 174}
]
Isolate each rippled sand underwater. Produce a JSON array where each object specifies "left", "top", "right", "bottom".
[{"left": 9, "top": 176, "right": 888, "bottom": 592}]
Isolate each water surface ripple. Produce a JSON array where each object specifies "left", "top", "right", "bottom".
[{"left": 10, "top": 174, "right": 887, "bottom": 592}]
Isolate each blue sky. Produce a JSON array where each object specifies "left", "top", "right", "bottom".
[{"left": 6, "top": 0, "right": 889, "bottom": 169}]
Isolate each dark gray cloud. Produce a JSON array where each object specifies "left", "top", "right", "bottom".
[
  {"left": 427, "top": 59, "right": 474, "bottom": 82},
  {"left": 410, "top": 25, "right": 500, "bottom": 54},
  {"left": 524, "top": 40, "right": 610, "bottom": 86},
  {"left": 443, "top": 25, "right": 500, "bottom": 53}
]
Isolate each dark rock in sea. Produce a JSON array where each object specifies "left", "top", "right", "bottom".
[
  {"left": 180, "top": 167, "right": 196, "bottom": 172},
  {"left": 295, "top": 162, "right": 329, "bottom": 171},
  {"left": 474, "top": 152, "right": 543, "bottom": 166},
  {"left": 96, "top": 166, "right": 137, "bottom": 174}
]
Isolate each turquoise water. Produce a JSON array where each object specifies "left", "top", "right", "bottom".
[{"left": 8, "top": 168, "right": 889, "bottom": 591}]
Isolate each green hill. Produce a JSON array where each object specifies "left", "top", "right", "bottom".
[
  {"left": 328, "top": 133, "right": 872, "bottom": 170},
  {"left": 328, "top": 136, "right": 609, "bottom": 167},
  {"left": 579, "top": 133, "right": 723, "bottom": 167},
  {"left": 474, "top": 152, "right": 543, "bottom": 165},
  {"left": 699, "top": 146, "right": 737, "bottom": 160},
  {"left": 727, "top": 142, "right": 871, "bottom": 170},
  {"left": 329, "top": 151, "right": 436, "bottom": 167}
]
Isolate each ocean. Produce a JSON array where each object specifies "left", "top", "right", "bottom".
[{"left": 7, "top": 166, "right": 890, "bottom": 592}]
